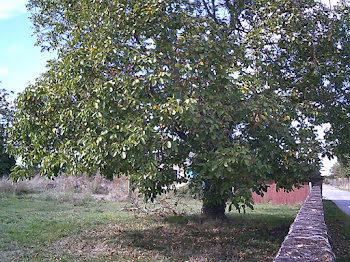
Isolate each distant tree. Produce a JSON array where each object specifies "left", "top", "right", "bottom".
[
  {"left": 331, "top": 157, "right": 350, "bottom": 178},
  {"left": 8, "top": 0, "right": 350, "bottom": 218},
  {"left": 0, "top": 86, "right": 15, "bottom": 176}
]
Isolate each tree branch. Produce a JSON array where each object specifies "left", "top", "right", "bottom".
[
  {"left": 173, "top": 124, "right": 188, "bottom": 141},
  {"left": 211, "top": 0, "right": 216, "bottom": 18},
  {"left": 201, "top": 0, "right": 219, "bottom": 24}
]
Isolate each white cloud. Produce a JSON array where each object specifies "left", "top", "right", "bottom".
[
  {"left": 0, "top": 67, "right": 9, "bottom": 75},
  {"left": 0, "top": 0, "right": 27, "bottom": 19}
]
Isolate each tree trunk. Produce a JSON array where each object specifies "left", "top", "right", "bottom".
[
  {"left": 201, "top": 185, "right": 227, "bottom": 219},
  {"left": 202, "top": 199, "right": 226, "bottom": 219}
]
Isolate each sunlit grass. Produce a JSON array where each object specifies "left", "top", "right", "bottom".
[{"left": 0, "top": 192, "right": 299, "bottom": 261}]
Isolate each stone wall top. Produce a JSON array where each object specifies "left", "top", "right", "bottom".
[{"left": 274, "top": 185, "right": 335, "bottom": 262}]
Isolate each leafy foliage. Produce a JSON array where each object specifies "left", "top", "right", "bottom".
[
  {"left": 8, "top": 0, "right": 350, "bottom": 213},
  {"left": 0, "top": 87, "right": 15, "bottom": 176},
  {"left": 331, "top": 159, "right": 350, "bottom": 178}
]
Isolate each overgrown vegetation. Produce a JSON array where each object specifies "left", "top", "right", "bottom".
[
  {"left": 0, "top": 180, "right": 299, "bottom": 262},
  {"left": 0, "top": 175, "right": 130, "bottom": 201},
  {"left": 323, "top": 200, "right": 350, "bottom": 262}
]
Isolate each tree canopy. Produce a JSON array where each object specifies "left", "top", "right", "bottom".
[{"left": 8, "top": 0, "right": 350, "bottom": 216}]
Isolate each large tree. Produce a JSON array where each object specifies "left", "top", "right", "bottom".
[{"left": 8, "top": 0, "right": 349, "bottom": 217}]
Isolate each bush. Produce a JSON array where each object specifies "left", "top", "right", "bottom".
[{"left": 0, "top": 176, "right": 37, "bottom": 194}]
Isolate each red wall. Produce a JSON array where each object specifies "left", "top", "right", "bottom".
[{"left": 252, "top": 182, "right": 309, "bottom": 205}]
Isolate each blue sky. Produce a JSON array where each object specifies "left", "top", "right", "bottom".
[{"left": 0, "top": 0, "right": 55, "bottom": 95}]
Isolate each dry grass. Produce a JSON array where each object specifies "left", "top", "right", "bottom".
[{"left": 0, "top": 175, "right": 131, "bottom": 201}]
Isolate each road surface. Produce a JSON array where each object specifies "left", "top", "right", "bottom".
[{"left": 323, "top": 184, "right": 350, "bottom": 217}]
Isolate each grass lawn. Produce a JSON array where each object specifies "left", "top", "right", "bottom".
[
  {"left": 323, "top": 200, "right": 350, "bottom": 262},
  {"left": 0, "top": 192, "right": 299, "bottom": 262}
]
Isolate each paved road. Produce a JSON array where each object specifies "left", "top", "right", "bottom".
[{"left": 323, "top": 184, "right": 350, "bottom": 217}]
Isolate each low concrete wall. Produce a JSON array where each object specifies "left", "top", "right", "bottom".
[
  {"left": 274, "top": 185, "right": 335, "bottom": 262},
  {"left": 324, "top": 177, "right": 350, "bottom": 191}
]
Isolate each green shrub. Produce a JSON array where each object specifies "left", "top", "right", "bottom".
[{"left": 332, "top": 162, "right": 350, "bottom": 178}]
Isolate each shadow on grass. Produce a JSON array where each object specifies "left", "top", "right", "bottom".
[
  {"left": 0, "top": 193, "right": 298, "bottom": 262},
  {"left": 68, "top": 212, "right": 295, "bottom": 262}
]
